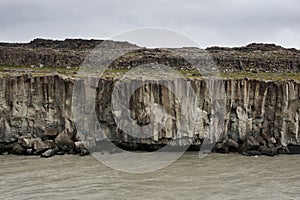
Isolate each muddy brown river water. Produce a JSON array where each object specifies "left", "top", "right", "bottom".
[{"left": 1, "top": 152, "right": 300, "bottom": 200}]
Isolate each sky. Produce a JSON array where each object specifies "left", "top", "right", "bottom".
[{"left": 0, "top": 0, "right": 299, "bottom": 48}]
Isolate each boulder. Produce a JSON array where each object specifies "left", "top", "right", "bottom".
[
  {"left": 256, "top": 135, "right": 267, "bottom": 146},
  {"left": 26, "top": 149, "right": 33, "bottom": 155},
  {"left": 18, "top": 135, "right": 33, "bottom": 148},
  {"left": 242, "top": 150, "right": 262, "bottom": 156},
  {"left": 79, "top": 148, "right": 90, "bottom": 156},
  {"left": 226, "top": 139, "right": 240, "bottom": 149},
  {"left": 246, "top": 136, "right": 260, "bottom": 149},
  {"left": 41, "top": 147, "right": 59, "bottom": 158},
  {"left": 55, "top": 130, "right": 75, "bottom": 152},
  {"left": 0, "top": 143, "right": 5, "bottom": 154},
  {"left": 258, "top": 146, "right": 279, "bottom": 156},
  {"left": 278, "top": 146, "right": 289, "bottom": 154},
  {"left": 43, "top": 128, "right": 59, "bottom": 139},
  {"left": 75, "top": 141, "right": 85, "bottom": 150},
  {"left": 9, "top": 143, "right": 26, "bottom": 155},
  {"left": 56, "top": 151, "right": 66, "bottom": 155},
  {"left": 32, "top": 138, "right": 56, "bottom": 154}
]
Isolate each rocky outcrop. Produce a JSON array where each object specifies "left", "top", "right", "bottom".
[
  {"left": 0, "top": 39, "right": 299, "bottom": 72},
  {"left": 208, "top": 43, "right": 300, "bottom": 73},
  {"left": 0, "top": 38, "right": 138, "bottom": 68}
]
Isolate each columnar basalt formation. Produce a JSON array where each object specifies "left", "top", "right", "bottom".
[
  {"left": 0, "top": 73, "right": 299, "bottom": 156},
  {"left": 0, "top": 39, "right": 300, "bottom": 157}
]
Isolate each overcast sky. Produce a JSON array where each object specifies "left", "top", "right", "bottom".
[{"left": 0, "top": 0, "right": 299, "bottom": 48}]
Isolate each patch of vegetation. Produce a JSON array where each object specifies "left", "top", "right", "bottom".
[
  {"left": 1, "top": 65, "right": 300, "bottom": 81},
  {"left": 0, "top": 65, "right": 79, "bottom": 72},
  {"left": 220, "top": 71, "right": 300, "bottom": 81},
  {"left": 0, "top": 65, "right": 80, "bottom": 77}
]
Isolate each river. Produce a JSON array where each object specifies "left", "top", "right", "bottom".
[{"left": 1, "top": 152, "right": 300, "bottom": 200}]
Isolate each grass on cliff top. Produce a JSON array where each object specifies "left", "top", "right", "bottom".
[
  {"left": 0, "top": 65, "right": 79, "bottom": 72},
  {"left": 104, "top": 69, "right": 300, "bottom": 81},
  {"left": 1, "top": 65, "right": 300, "bottom": 81},
  {"left": 220, "top": 71, "right": 300, "bottom": 81},
  {"left": 0, "top": 65, "right": 79, "bottom": 77}
]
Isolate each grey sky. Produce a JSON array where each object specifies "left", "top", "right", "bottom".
[{"left": 0, "top": 0, "right": 299, "bottom": 48}]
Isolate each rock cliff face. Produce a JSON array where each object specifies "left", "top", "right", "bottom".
[
  {"left": 0, "top": 39, "right": 300, "bottom": 157},
  {"left": 0, "top": 74, "right": 74, "bottom": 141},
  {"left": 0, "top": 73, "right": 300, "bottom": 156}
]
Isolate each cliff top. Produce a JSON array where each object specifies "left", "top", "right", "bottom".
[
  {"left": 1, "top": 38, "right": 298, "bottom": 51},
  {"left": 0, "top": 38, "right": 138, "bottom": 49},
  {"left": 0, "top": 38, "right": 300, "bottom": 73}
]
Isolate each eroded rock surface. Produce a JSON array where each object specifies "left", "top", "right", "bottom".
[{"left": 0, "top": 73, "right": 299, "bottom": 156}]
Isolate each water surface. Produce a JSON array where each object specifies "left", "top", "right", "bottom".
[{"left": 1, "top": 153, "right": 300, "bottom": 199}]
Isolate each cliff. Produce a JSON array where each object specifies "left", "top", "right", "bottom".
[{"left": 0, "top": 39, "right": 300, "bottom": 157}]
